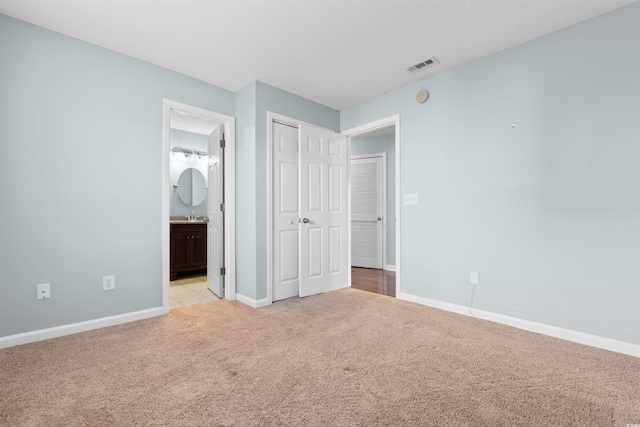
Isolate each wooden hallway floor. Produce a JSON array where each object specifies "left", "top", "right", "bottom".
[{"left": 350, "top": 267, "right": 396, "bottom": 297}]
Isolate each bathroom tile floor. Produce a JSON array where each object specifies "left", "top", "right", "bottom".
[{"left": 170, "top": 273, "right": 219, "bottom": 310}]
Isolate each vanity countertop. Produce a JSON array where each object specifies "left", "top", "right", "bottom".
[{"left": 170, "top": 216, "right": 208, "bottom": 224}]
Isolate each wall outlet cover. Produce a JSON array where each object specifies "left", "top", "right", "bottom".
[
  {"left": 37, "top": 283, "right": 51, "bottom": 300},
  {"left": 470, "top": 271, "right": 479, "bottom": 285},
  {"left": 103, "top": 275, "right": 115, "bottom": 291}
]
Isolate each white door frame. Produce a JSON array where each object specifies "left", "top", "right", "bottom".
[
  {"left": 343, "top": 115, "right": 401, "bottom": 294},
  {"left": 162, "top": 99, "right": 236, "bottom": 313},
  {"left": 350, "top": 152, "right": 387, "bottom": 270},
  {"left": 268, "top": 112, "right": 401, "bottom": 302}
]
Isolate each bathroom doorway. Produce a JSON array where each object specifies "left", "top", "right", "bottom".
[
  {"left": 168, "top": 113, "right": 217, "bottom": 308},
  {"left": 162, "top": 100, "right": 236, "bottom": 313}
]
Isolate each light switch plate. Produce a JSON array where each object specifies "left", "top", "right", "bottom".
[{"left": 404, "top": 193, "right": 418, "bottom": 205}]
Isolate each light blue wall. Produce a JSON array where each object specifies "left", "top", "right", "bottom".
[
  {"left": 234, "top": 82, "right": 257, "bottom": 299},
  {"left": 256, "top": 82, "right": 340, "bottom": 300},
  {"left": 253, "top": 81, "right": 340, "bottom": 300},
  {"left": 351, "top": 135, "right": 396, "bottom": 266},
  {"left": 0, "top": 15, "right": 339, "bottom": 332},
  {"left": 341, "top": 3, "right": 640, "bottom": 344},
  {"left": 2, "top": 4, "right": 638, "bottom": 346},
  {"left": 234, "top": 81, "right": 339, "bottom": 300},
  {"left": 0, "top": 15, "right": 235, "bottom": 336}
]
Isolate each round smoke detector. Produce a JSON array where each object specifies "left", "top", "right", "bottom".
[{"left": 416, "top": 89, "right": 429, "bottom": 104}]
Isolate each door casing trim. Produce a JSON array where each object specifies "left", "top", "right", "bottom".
[
  {"left": 343, "top": 115, "right": 401, "bottom": 295},
  {"left": 267, "top": 113, "right": 401, "bottom": 303},
  {"left": 162, "top": 99, "right": 236, "bottom": 313}
]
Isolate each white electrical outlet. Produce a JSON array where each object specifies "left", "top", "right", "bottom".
[
  {"left": 103, "top": 275, "right": 115, "bottom": 291},
  {"left": 470, "top": 271, "right": 479, "bottom": 285},
  {"left": 404, "top": 193, "right": 418, "bottom": 205},
  {"left": 37, "top": 283, "right": 50, "bottom": 300}
]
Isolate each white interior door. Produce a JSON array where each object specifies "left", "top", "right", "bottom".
[
  {"left": 207, "top": 126, "right": 224, "bottom": 298},
  {"left": 299, "top": 124, "right": 349, "bottom": 297},
  {"left": 351, "top": 156, "right": 383, "bottom": 269},
  {"left": 272, "top": 122, "right": 300, "bottom": 301}
]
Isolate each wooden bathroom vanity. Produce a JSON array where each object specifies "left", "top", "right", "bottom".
[{"left": 170, "top": 222, "right": 207, "bottom": 280}]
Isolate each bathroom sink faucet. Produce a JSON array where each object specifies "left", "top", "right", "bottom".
[{"left": 186, "top": 210, "right": 197, "bottom": 221}]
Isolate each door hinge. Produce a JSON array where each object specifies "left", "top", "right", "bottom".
[
  {"left": 220, "top": 139, "right": 226, "bottom": 148},
  {"left": 220, "top": 203, "right": 225, "bottom": 211},
  {"left": 220, "top": 267, "right": 226, "bottom": 276}
]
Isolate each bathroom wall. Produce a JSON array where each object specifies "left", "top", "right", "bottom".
[{"left": 169, "top": 129, "right": 208, "bottom": 218}]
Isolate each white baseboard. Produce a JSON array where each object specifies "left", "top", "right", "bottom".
[
  {"left": 0, "top": 307, "right": 164, "bottom": 349},
  {"left": 384, "top": 265, "right": 396, "bottom": 272},
  {"left": 397, "top": 292, "right": 639, "bottom": 358},
  {"left": 235, "top": 293, "right": 271, "bottom": 309}
]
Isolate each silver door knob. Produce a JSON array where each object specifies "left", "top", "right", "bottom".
[
  {"left": 302, "top": 218, "right": 310, "bottom": 224},
  {"left": 377, "top": 217, "right": 382, "bottom": 221}
]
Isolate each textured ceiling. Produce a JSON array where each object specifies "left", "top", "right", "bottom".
[{"left": 1, "top": 0, "right": 636, "bottom": 110}]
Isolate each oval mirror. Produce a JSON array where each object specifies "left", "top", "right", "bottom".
[{"left": 177, "top": 168, "right": 207, "bottom": 206}]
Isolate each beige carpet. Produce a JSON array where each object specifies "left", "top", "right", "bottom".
[{"left": 1, "top": 288, "right": 638, "bottom": 426}]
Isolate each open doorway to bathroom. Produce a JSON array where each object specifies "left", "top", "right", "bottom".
[
  {"left": 168, "top": 113, "right": 219, "bottom": 309},
  {"left": 162, "top": 100, "right": 236, "bottom": 314}
]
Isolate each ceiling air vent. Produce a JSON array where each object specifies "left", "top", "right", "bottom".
[{"left": 405, "top": 57, "right": 439, "bottom": 73}]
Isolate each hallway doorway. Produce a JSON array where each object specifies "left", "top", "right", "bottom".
[
  {"left": 351, "top": 267, "right": 396, "bottom": 297},
  {"left": 345, "top": 114, "right": 400, "bottom": 297}
]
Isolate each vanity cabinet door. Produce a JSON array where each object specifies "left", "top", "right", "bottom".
[
  {"left": 171, "top": 230, "right": 190, "bottom": 270},
  {"left": 170, "top": 223, "right": 207, "bottom": 280},
  {"left": 190, "top": 230, "right": 207, "bottom": 268}
]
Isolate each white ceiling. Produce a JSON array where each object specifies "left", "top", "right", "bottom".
[
  {"left": 352, "top": 125, "right": 395, "bottom": 139},
  {"left": 170, "top": 110, "right": 219, "bottom": 136},
  {"left": 1, "top": 0, "right": 636, "bottom": 110}
]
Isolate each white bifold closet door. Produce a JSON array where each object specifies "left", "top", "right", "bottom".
[
  {"left": 298, "top": 124, "right": 349, "bottom": 297},
  {"left": 273, "top": 123, "right": 300, "bottom": 302},
  {"left": 272, "top": 122, "right": 349, "bottom": 301}
]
